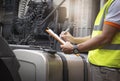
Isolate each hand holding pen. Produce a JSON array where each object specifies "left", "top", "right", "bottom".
[
  {"left": 60, "top": 28, "right": 80, "bottom": 56},
  {"left": 60, "top": 28, "right": 73, "bottom": 42},
  {"left": 60, "top": 28, "right": 69, "bottom": 37}
]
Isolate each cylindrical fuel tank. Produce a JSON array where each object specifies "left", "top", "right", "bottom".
[{"left": 14, "top": 49, "right": 91, "bottom": 81}]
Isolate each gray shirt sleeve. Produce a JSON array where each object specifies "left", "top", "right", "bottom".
[{"left": 105, "top": 0, "right": 120, "bottom": 25}]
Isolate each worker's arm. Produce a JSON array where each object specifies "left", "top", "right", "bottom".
[
  {"left": 76, "top": 24, "right": 118, "bottom": 52},
  {"left": 60, "top": 32, "right": 90, "bottom": 44},
  {"left": 60, "top": 24, "right": 118, "bottom": 53},
  {"left": 72, "top": 36, "right": 90, "bottom": 44}
]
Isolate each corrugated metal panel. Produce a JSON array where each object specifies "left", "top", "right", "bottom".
[{"left": 68, "top": 0, "right": 100, "bottom": 37}]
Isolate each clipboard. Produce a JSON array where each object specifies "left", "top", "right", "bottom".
[
  {"left": 46, "top": 28, "right": 65, "bottom": 45},
  {"left": 46, "top": 28, "right": 80, "bottom": 56}
]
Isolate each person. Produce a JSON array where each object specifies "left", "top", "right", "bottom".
[{"left": 60, "top": 0, "right": 120, "bottom": 81}]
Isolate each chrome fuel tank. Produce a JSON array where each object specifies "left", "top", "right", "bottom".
[{"left": 14, "top": 49, "right": 91, "bottom": 81}]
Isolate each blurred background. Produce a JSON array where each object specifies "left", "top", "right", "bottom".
[{"left": 0, "top": 0, "right": 107, "bottom": 51}]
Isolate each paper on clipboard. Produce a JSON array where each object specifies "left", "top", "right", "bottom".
[{"left": 46, "top": 28, "right": 65, "bottom": 45}]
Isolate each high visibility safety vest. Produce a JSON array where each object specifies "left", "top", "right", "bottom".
[{"left": 88, "top": 0, "right": 120, "bottom": 68}]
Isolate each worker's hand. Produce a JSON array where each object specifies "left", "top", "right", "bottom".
[
  {"left": 60, "top": 31, "right": 74, "bottom": 42},
  {"left": 60, "top": 42, "right": 73, "bottom": 54}
]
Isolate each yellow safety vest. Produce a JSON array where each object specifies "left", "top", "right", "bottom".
[{"left": 88, "top": 0, "right": 120, "bottom": 68}]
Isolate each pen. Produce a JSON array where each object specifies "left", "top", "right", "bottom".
[{"left": 64, "top": 28, "right": 70, "bottom": 34}]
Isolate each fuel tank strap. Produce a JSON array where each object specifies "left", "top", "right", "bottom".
[
  {"left": 57, "top": 53, "right": 69, "bottom": 81},
  {"left": 80, "top": 55, "right": 89, "bottom": 81}
]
